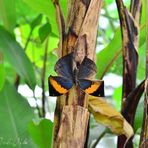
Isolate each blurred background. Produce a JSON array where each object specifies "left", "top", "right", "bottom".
[{"left": 0, "top": 0, "right": 145, "bottom": 147}]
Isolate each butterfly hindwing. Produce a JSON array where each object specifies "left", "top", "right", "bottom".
[
  {"left": 48, "top": 76, "right": 73, "bottom": 96},
  {"left": 55, "top": 53, "right": 73, "bottom": 79},
  {"left": 79, "top": 79, "right": 104, "bottom": 97},
  {"left": 78, "top": 57, "right": 97, "bottom": 79}
]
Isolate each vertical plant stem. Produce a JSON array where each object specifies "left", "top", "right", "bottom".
[
  {"left": 33, "top": 93, "right": 42, "bottom": 118},
  {"left": 14, "top": 28, "right": 33, "bottom": 89},
  {"left": 91, "top": 130, "right": 106, "bottom": 148},
  {"left": 24, "top": 29, "right": 33, "bottom": 51},
  {"left": 116, "top": 0, "right": 141, "bottom": 147},
  {"left": 139, "top": 0, "right": 148, "bottom": 146},
  {"left": 41, "top": 38, "right": 49, "bottom": 117}
]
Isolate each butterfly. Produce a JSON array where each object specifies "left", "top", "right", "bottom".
[{"left": 48, "top": 52, "right": 104, "bottom": 97}]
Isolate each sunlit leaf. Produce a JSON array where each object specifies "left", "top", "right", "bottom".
[
  {"left": 141, "top": 0, "right": 146, "bottom": 25},
  {"left": 28, "top": 119, "right": 53, "bottom": 148},
  {"left": 23, "top": 0, "right": 58, "bottom": 36},
  {"left": 0, "top": 82, "right": 36, "bottom": 147},
  {"left": 15, "top": 0, "right": 38, "bottom": 24},
  {"left": 134, "top": 101, "right": 144, "bottom": 131},
  {"left": 88, "top": 96, "right": 133, "bottom": 138},
  {"left": 60, "top": 0, "right": 68, "bottom": 18},
  {"left": 137, "top": 43, "right": 146, "bottom": 80},
  {"left": 113, "top": 85, "right": 122, "bottom": 111},
  {"left": 30, "top": 14, "right": 42, "bottom": 30},
  {"left": 39, "top": 22, "right": 51, "bottom": 43},
  {"left": 0, "top": 26, "right": 36, "bottom": 89},
  {"left": 0, "top": 0, "right": 16, "bottom": 32},
  {"left": 96, "top": 28, "right": 122, "bottom": 79}
]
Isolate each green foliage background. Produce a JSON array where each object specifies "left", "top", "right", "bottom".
[{"left": 0, "top": 0, "right": 146, "bottom": 147}]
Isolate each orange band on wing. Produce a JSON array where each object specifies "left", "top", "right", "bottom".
[
  {"left": 85, "top": 83, "right": 100, "bottom": 94},
  {"left": 49, "top": 77, "right": 68, "bottom": 94}
]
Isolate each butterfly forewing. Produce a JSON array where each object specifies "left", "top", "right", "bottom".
[
  {"left": 48, "top": 76, "right": 73, "bottom": 96},
  {"left": 55, "top": 53, "right": 73, "bottom": 79},
  {"left": 78, "top": 57, "right": 97, "bottom": 79}
]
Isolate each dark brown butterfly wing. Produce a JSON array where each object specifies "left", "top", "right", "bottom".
[
  {"left": 55, "top": 53, "right": 73, "bottom": 79},
  {"left": 79, "top": 79, "right": 104, "bottom": 97},
  {"left": 78, "top": 57, "right": 97, "bottom": 79},
  {"left": 48, "top": 75, "right": 73, "bottom": 96}
]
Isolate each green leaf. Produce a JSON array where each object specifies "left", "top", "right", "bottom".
[
  {"left": 39, "top": 22, "right": 51, "bottom": 43},
  {"left": 137, "top": 43, "right": 146, "bottom": 80},
  {"left": 113, "top": 86, "right": 122, "bottom": 111},
  {"left": 28, "top": 119, "right": 53, "bottom": 148},
  {"left": 23, "top": 0, "right": 58, "bottom": 36},
  {"left": 96, "top": 28, "right": 122, "bottom": 79},
  {"left": 0, "top": 63, "right": 5, "bottom": 90},
  {"left": 139, "top": 25, "right": 146, "bottom": 49},
  {"left": 0, "top": 82, "right": 36, "bottom": 147},
  {"left": 97, "top": 24, "right": 146, "bottom": 79},
  {"left": 0, "top": 26, "right": 36, "bottom": 89},
  {"left": 141, "top": 0, "right": 146, "bottom": 25},
  {"left": 30, "top": 14, "right": 43, "bottom": 30},
  {"left": 60, "top": 0, "right": 68, "bottom": 18},
  {"left": 134, "top": 100, "right": 144, "bottom": 131},
  {"left": 0, "top": 0, "right": 16, "bottom": 32},
  {"left": 15, "top": 0, "right": 38, "bottom": 25}
]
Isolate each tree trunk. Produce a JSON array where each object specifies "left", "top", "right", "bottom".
[{"left": 52, "top": 0, "right": 102, "bottom": 147}]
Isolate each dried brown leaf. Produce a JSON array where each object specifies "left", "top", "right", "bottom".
[{"left": 88, "top": 96, "right": 134, "bottom": 138}]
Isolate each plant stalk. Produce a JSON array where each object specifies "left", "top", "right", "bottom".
[
  {"left": 139, "top": 0, "right": 148, "bottom": 146},
  {"left": 41, "top": 38, "right": 49, "bottom": 117}
]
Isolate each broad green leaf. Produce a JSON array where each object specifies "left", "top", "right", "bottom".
[
  {"left": 0, "top": 26, "right": 36, "bottom": 89},
  {"left": 137, "top": 43, "right": 146, "bottom": 80},
  {"left": 0, "top": 0, "right": 16, "bottom": 32},
  {"left": 113, "top": 86, "right": 122, "bottom": 111},
  {"left": 26, "top": 36, "right": 58, "bottom": 69},
  {"left": 141, "top": 0, "right": 146, "bottom": 25},
  {"left": 39, "top": 22, "right": 51, "bottom": 43},
  {"left": 104, "top": 0, "right": 113, "bottom": 4},
  {"left": 139, "top": 24, "right": 146, "bottom": 49},
  {"left": 0, "top": 82, "right": 36, "bottom": 147},
  {"left": 88, "top": 96, "right": 133, "bottom": 138},
  {"left": 44, "top": 53, "right": 57, "bottom": 90},
  {"left": 60, "top": 0, "right": 68, "bottom": 18},
  {"left": 28, "top": 119, "right": 53, "bottom": 148},
  {"left": 15, "top": 0, "right": 38, "bottom": 25},
  {"left": 96, "top": 28, "right": 122, "bottom": 79},
  {"left": 23, "top": 0, "right": 58, "bottom": 36},
  {"left": 0, "top": 63, "right": 5, "bottom": 90},
  {"left": 30, "top": 14, "right": 42, "bottom": 30},
  {"left": 97, "top": 24, "right": 146, "bottom": 79},
  {"left": 134, "top": 101, "right": 144, "bottom": 131},
  {"left": 3, "top": 61, "right": 16, "bottom": 84}
]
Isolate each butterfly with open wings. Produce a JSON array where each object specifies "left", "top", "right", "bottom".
[{"left": 48, "top": 52, "right": 104, "bottom": 97}]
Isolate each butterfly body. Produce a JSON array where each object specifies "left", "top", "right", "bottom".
[{"left": 48, "top": 52, "right": 104, "bottom": 97}]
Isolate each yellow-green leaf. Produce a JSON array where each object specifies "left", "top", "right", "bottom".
[{"left": 88, "top": 96, "right": 133, "bottom": 138}]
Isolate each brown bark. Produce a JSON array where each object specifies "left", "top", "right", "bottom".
[{"left": 52, "top": 0, "right": 102, "bottom": 147}]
